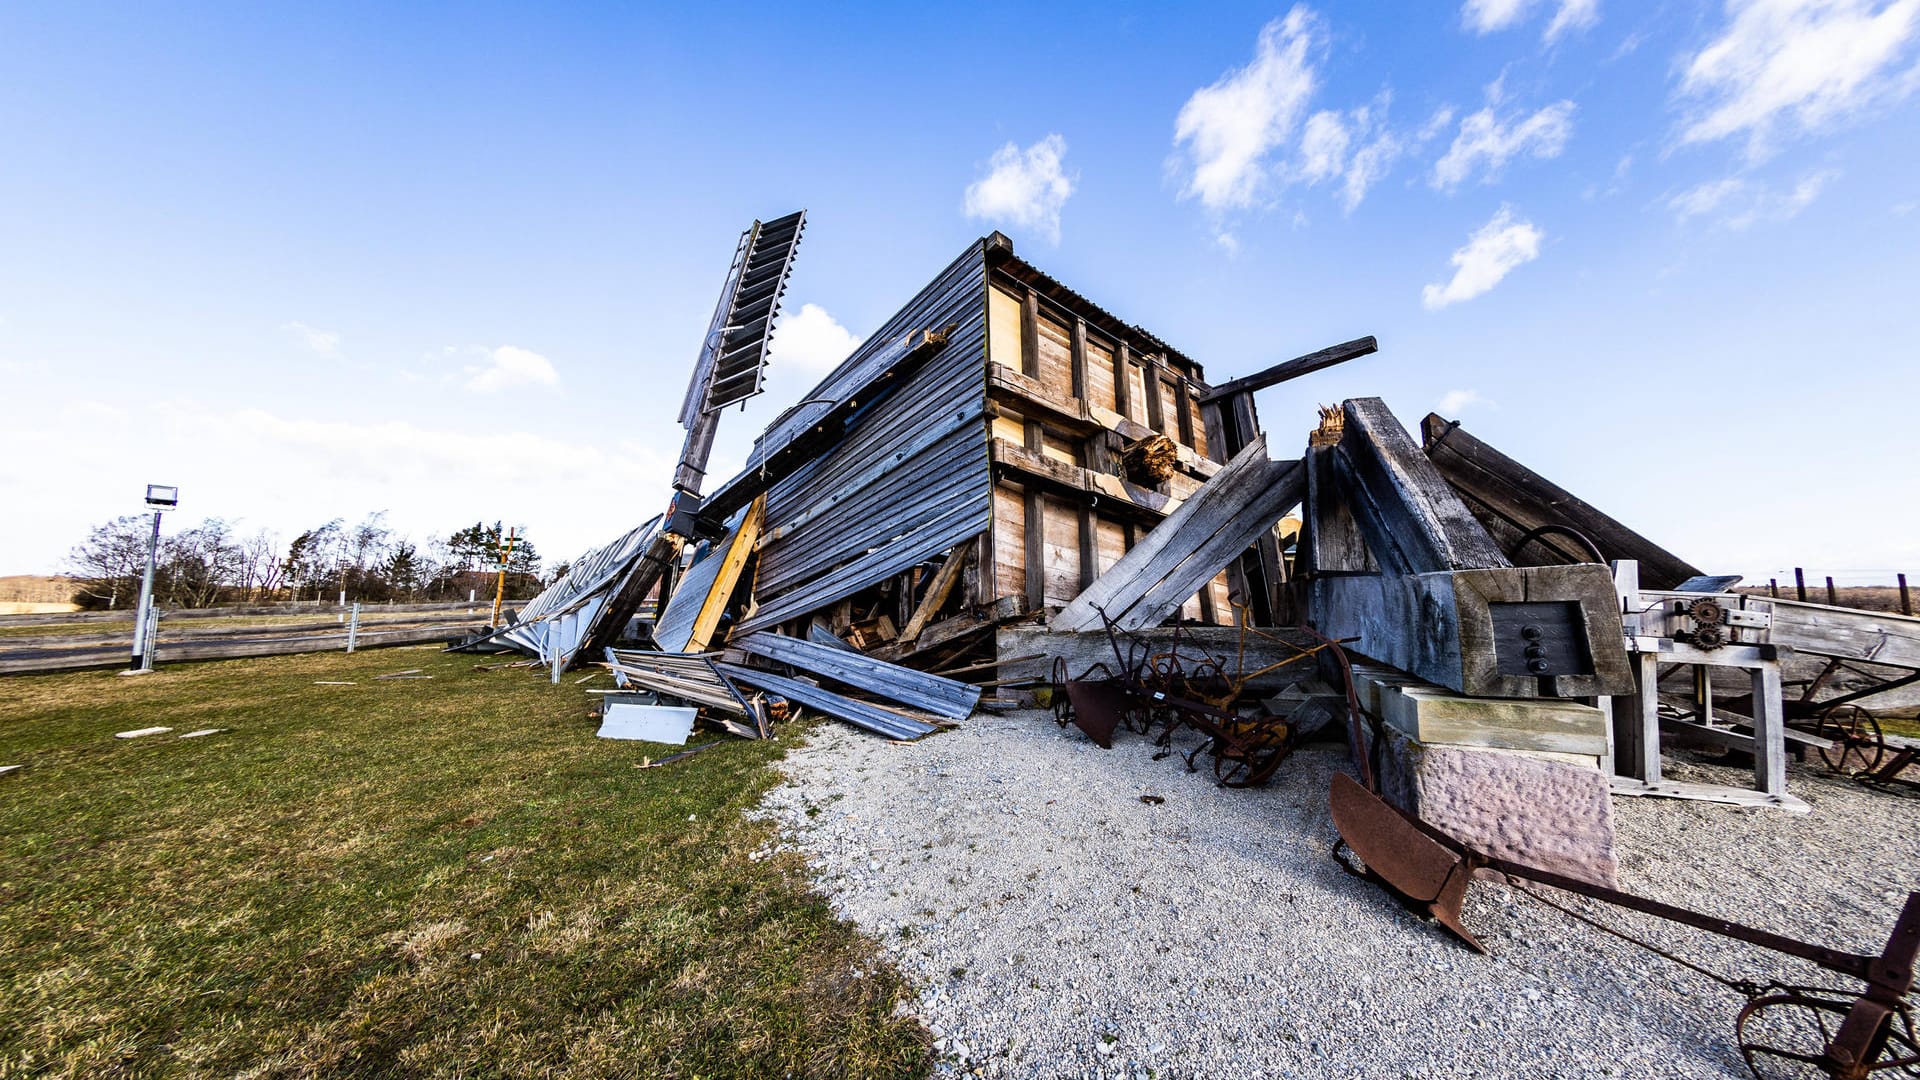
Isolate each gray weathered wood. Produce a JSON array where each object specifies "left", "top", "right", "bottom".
[
  {"left": 1054, "top": 436, "right": 1304, "bottom": 633},
  {"left": 734, "top": 631, "right": 979, "bottom": 720},
  {"left": 715, "top": 663, "right": 937, "bottom": 740},
  {"left": 1420, "top": 413, "right": 1702, "bottom": 589},
  {"left": 1198, "top": 337, "right": 1378, "bottom": 403},
  {"left": 1339, "top": 398, "right": 1510, "bottom": 575}
]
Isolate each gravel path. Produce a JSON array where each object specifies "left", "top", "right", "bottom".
[{"left": 757, "top": 710, "right": 1919, "bottom": 1080}]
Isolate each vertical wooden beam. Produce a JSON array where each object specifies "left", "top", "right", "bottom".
[
  {"left": 1024, "top": 488, "right": 1046, "bottom": 612},
  {"left": 1794, "top": 567, "right": 1806, "bottom": 602},
  {"left": 1825, "top": 576, "right": 1838, "bottom": 606},
  {"left": 1020, "top": 289, "right": 1040, "bottom": 379},
  {"left": 1196, "top": 574, "right": 1217, "bottom": 623},
  {"left": 1173, "top": 377, "right": 1195, "bottom": 447},
  {"left": 1142, "top": 355, "right": 1166, "bottom": 432},
  {"left": 972, "top": 531, "right": 996, "bottom": 607},
  {"left": 1113, "top": 343, "right": 1133, "bottom": 420},
  {"left": 1612, "top": 651, "right": 1662, "bottom": 782},
  {"left": 1751, "top": 663, "right": 1786, "bottom": 796},
  {"left": 1069, "top": 317, "right": 1089, "bottom": 402},
  {"left": 1901, "top": 573, "right": 1911, "bottom": 616},
  {"left": 1076, "top": 504, "right": 1096, "bottom": 593},
  {"left": 1024, "top": 418, "right": 1046, "bottom": 612}
]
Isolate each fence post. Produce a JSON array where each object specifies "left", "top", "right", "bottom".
[
  {"left": 1768, "top": 578, "right": 1779, "bottom": 599},
  {"left": 1825, "top": 576, "right": 1837, "bottom": 606},
  {"left": 1794, "top": 567, "right": 1807, "bottom": 603},
  {"left": 1901, "top": 573, "right": 1911, "bottom": 617},
  {"left": 346, "top": 602, "right": 360, "bottom": 653}
]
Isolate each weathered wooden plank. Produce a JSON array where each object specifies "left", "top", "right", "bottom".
[
  {"left": 1124, "top": 461, "right": 1305, "bottom": 630},
  {"left": 1302, "top": 442, "right": 1375, "bottom": 574},
  {"left": 1020, "top": 288, "right": 1040, "bottom": 377},
  {"left": 1054, "top": 437, "right": 1305, "bottom": 632},
  {"left": 1338, "top": 398, "right": 1510, "bottom": 575},
  {"left": 652, "top": 498, "right": 763, "bottom": 653},
  {"left": 1765, "top": 596, "right": 1920, "bottom": 670},
  {"left": 733, "top": 632, "right": 980, "bottom": 720},
  {"left": 900, "top": 545, "right": 969, "bottom": 642},
  {"left": 715, "top": 662, "right": 937, "bottom": 740},
  {"left": 1420, "top": 413, "right": 1702, "bottom": 589},
  {"left": 1197, "top": 336, "right": 1378, "bottom": 402},
  {"left": 738, "top": 499, "right": 991, "bottom": 633}
]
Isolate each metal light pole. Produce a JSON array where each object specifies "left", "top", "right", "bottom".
[{"left": 128, "top": 484, "right": 178, "bottom": 673}]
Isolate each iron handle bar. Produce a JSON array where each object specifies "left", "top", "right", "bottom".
[{"left": 1401, "top": 805, "right": 1916, "bottom": 986}]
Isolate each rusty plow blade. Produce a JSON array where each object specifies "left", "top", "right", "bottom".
[{"left": 1329, "top": 772, "right": 1486, "bottom": 953}]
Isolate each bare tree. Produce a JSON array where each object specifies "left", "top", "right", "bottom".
[
  {"left": 238, "top": 527, "right": 283, "bottom": 600},
  {"left": 65, "top": 516, "right": 154, "bottom": 609}
]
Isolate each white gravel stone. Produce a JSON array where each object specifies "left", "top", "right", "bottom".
[{"left": 757, "top": 708, "right": 1920, "bottom": 1079}]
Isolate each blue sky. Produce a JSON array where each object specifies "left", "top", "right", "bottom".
[{"left": 3, "top": 1, "right": 1917, "bottom": 583}]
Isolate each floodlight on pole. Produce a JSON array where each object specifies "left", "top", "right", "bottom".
[{"left": 127, "top": 484, "right": 177, "bottom": 674}]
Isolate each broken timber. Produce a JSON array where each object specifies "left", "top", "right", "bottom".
[
  {"left": 733, "top": 631, "right": 980, "bottom": 720},
  {"left": 715, "top": 663, "right": 937, "bottom": 741},
  {"left": 1420, "top": 413, "right": 1702, "bottom": 589},
  {"left": 1053, "top": 435, "right": 1303, "bottom": 632}
]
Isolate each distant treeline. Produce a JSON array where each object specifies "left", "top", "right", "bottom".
[{"left": 65, "top": 513, "right": 562, "bottom": 611}]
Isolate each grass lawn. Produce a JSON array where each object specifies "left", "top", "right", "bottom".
[{"left": 0, "top": 647, "right": 928, "bottom": 1078}]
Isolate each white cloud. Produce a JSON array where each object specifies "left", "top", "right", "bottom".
[
  {"left": 1422, "top": 206, "right": 1544, "bottom": 310},
  {"left": 1670, "top": 176, "right": 1750, "bottom": 218},
  {"left": 1298, "top": 111, "right": 1350, "bottom": 183},
  {"left": 1433, "top": 100, "right": 1576, "bottom": 190},
  {"left": 1677, "top": 0, "right": 1920, "bottom": 157},
  {"left": 1438, "top": 389, "right": 1495, "bottom": 414},
  {"left": 1294, "top": 96, "right": 1405, "bottom": 212},
  {"left": 283, "top": 321, "right": 341, "bottom": 358},
  {"left": 1668, "top": 169, "right": 1838, "bottom": 226},
  {"left": 964, "top": 135, "right": 1075, "bottom": 244},
  {"left": 770, "top": 303, "right": 862, "bottom": 376},
  {"left": 463, "top": 345, "right": 558, "bottom": 393},
  {"left": 1547, "top": 0, "right": 1601, "bottom": 39},
  {"left": 1172, "top": 7, "right": 1323, "bottom": 213},
  {"left": 1464, "top": 0, "right": 1533, "bottom": 32},
  {"left": 1462, "top": 0, "right": 1600, "bottom": 40}
]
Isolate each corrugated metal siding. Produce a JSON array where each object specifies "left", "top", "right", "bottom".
[{"left": 738, "top": 242, "right": 990, "bottom": 633}]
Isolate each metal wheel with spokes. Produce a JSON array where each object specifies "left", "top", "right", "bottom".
[
  {"left": 1737, "top": 988, "right": 1919, "bottom": 1079},
  {"left": 1817, "top": 704, "right": 1886, "bottom": 777}
]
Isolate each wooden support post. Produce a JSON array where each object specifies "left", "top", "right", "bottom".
[
  {"left": 971, "top": 531, "right": 996, "bottom": 608},
  {"left": 1825, "top": 576, "right": 1837, "bottom": 606},
  {"left": 1076, "top": 504, "right": 1096, "bottom": 593},
  {"left": 1769, "top": 578, "right": 1779, "bottom": 598},
  {"left": 1020, "top": 289, "right": 1040, "bottom": 379},
  {"left": 1142, "top": 356, "right": 1165, "bottom": 432},
  {"left": 1794, "top": 567, "right": 1806, "bottom": 602},
  {"left": 1069, "top": 317, "right": 1088, "bottom": 402},
  {"left": 1173, "top": 378, "right": 1195, "bottom": 447},
  {"left": 1113, "top": 343, "right": 1133, "bottom": 420},
  {"left": 1902, "top": 573, "right": 1912, "bottom": 616},
  {"left": 901, "top": 546, "right": 970, "bottom": 642},
  {"left": 1751, "top": 663, "right": 1786, "bottom": 796},
  {"left": 1613, "top": 651, "right": 1663, "bottom": 782},
  {"left": 1024, "top": 489, "right": 1046, "bottom": 613}
]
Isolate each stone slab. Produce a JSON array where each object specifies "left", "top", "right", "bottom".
[
  {"left": 1367, "top": 724, "right": 1618, "bottom": 888},
  {"left": 1353, "top": 662, "right": 1608, "bottom": 757}
]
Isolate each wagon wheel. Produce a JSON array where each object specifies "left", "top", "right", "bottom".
[
  {"left": 1816, "top": 704, "right": 1886, "bottom": 777},
  {"left": 1736, "top": 987, "right": 1919, "bottom": 1078}
]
